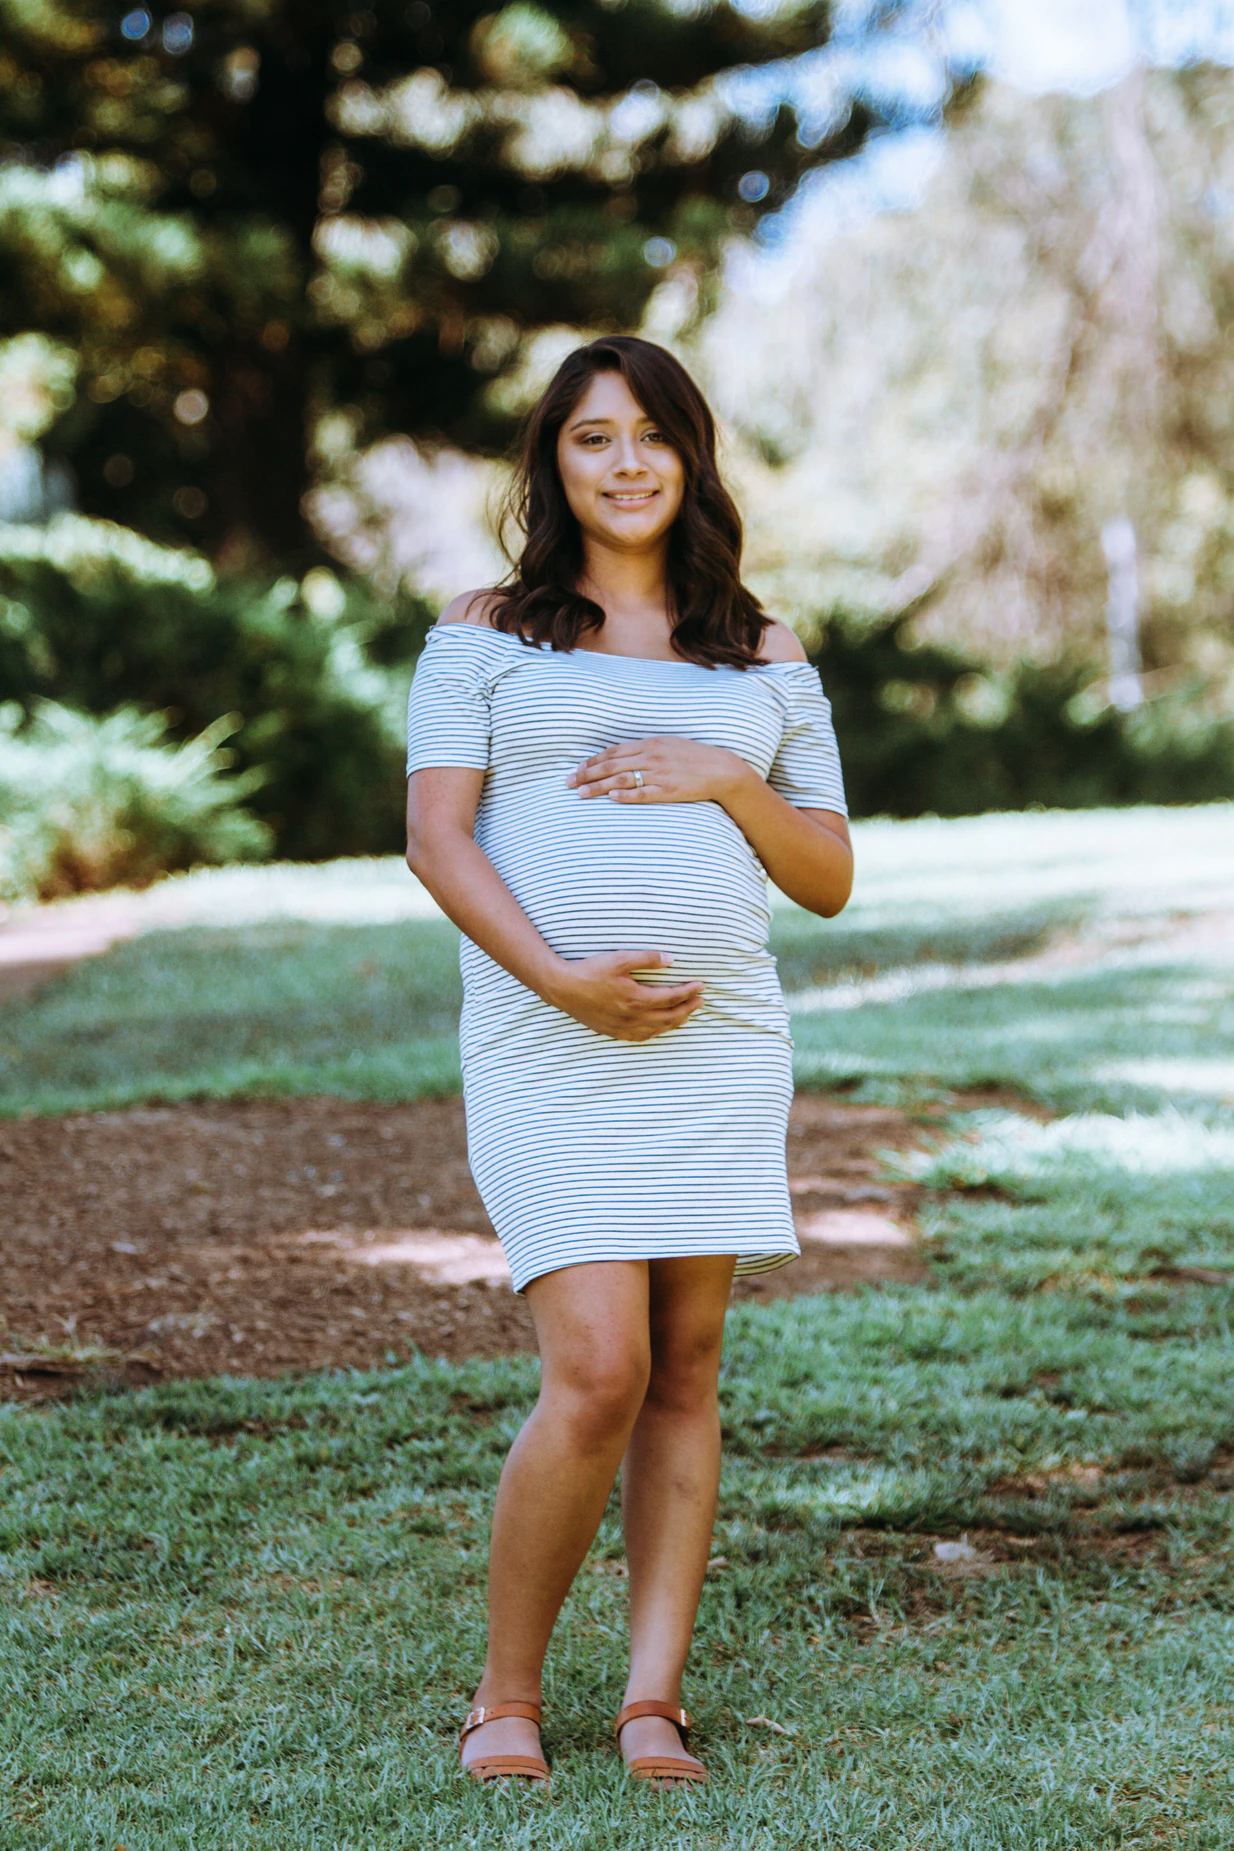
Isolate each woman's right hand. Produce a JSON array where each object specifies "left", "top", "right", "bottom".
[{"left": 543, "top": 950, "right": 704, "bottom": 1041}]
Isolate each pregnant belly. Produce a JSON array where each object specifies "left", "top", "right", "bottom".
[{"left": 477, "top": 786, "right": 772, "bottom": 972}]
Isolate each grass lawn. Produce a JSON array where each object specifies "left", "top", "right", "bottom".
[
  {"left": 3, "top": 804, "right": 1232, "bottom": 1118},
  {"left": 2, "top": 805, "right": 1234, "bottom": 1848}
]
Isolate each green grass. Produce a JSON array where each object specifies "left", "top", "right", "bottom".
[
  {"left": 4, "top": 1298, "right": 1234, "bottom": 1849},
  {"left": 899, "top": 1110, "right": 1234, "bottom": 1298},
  {"left": 3, "top": 804, "right": 1232, "bottom": 1118},
  {"left": 0, "top": 918, "right": 465, "bottom": 1114},
  {"left": 3, "top": 804, "right": 1234, "bottom": 1846},
  {"left": 792, "top": 951, "right": 1234, "bottom": 1117}
]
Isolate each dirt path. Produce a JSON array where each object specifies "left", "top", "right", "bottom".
[{"left": 0, "top": 1093, "right": 939, "bottom": 1399}]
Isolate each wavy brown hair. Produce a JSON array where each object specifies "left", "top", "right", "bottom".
[{"left": 489, "top": 336, "right": 769, "bottom": 669}]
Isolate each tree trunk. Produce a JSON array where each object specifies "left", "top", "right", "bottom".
[{"left": 204, "top": 1, "right": 339, "bottom": 568}]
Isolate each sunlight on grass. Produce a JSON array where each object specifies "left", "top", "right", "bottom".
[
  {"left": 792, "top": 949, "right": 1234, "bottom": 1118},
  {"left": 1099, "top": 1057, "right": 1234, "bottom": 1096},
  {"left": 898, "top": 1109, "right": 1234, "bottom": 1186},
  {"left": 828, "top": 803, "right": 1234, "bottom": 925}
]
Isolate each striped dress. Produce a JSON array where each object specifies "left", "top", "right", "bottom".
[{"left": 406, "top": 623, "right": 847, "bottom": 1293}]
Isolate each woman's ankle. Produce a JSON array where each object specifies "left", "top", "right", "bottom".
[
  {"left": 473, "top": 1672, "right": 543, "bottom": 1708},
  {"left": 621, "top": 1673, "right": 684, "bottom": 1708}
]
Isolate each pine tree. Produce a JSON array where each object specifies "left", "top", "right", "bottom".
[{"left": 0, "top": 1, "right": 873, "bottom": 566}]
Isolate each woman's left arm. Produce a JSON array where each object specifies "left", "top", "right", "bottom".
[{"left": 568, "top": 738, "right": 853, "bottom": 918}]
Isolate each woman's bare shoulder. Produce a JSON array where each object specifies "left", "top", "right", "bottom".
[
  {"left": 759, "top": 620, "right": 809, "bottom": 664},
  {"left": 438, "top": 588, "right": 505, "bottom": 628}
]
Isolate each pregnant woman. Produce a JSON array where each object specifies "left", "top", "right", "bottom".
[{"left": 405, "top": 335, "right": 852, "bottom": 1791}]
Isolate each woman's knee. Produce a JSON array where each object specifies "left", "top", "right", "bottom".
[
  {"left": 646, "top": 1322, "right": 724, "bottom": 1414},
  {"left": 545, "top": 1345, "right": 650, "bottom": 1444}
]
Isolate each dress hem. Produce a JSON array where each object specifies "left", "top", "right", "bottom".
[{"left": 511, "top": 1245, "right": 799, "bottom": 1295}]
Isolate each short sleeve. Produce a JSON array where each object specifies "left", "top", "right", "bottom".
[
  {"left": 767, "top": 667, "right": 848, "bottom": 815},
  {"left": 405, "top": 626, "right": 493, "bottom": 775}
]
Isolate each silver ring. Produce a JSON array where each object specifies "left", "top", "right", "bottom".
[{"left": 632, "top": 769, "right": 644, "bottom": 789}]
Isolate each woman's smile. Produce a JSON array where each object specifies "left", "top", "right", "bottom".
[{"left": 555, "top": 370, "right": 686, "bottom": 550}]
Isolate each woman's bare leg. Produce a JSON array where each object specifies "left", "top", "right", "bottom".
[
  {"left": 461, "top": 1260, "right": 652, "bottom": 1771},
  {"left": 618, "top": 1254, "right": 736, "bottom": 1776}
]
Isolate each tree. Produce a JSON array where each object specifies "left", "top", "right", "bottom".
[
  {"left": 0, "top": 0, "right": 875, "bottom": 569},
  {"left": 700, "top": 69, "right": 1234, "bottom": 680}
]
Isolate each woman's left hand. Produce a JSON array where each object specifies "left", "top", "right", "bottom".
[{"left": 567, "top": 737, "right": 750, "bottom": 805}]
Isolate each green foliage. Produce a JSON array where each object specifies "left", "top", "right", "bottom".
[
  {"left": 813, "top": 613, "right": 1234, "bottom": 816},
  {"left": 0, "top": 701, "right": 269, "bottom": 905},
  {"left": 0, "top": 514, "right": 432, "bottom": 859},
  {"left": 0, "top": 0, "right": 871, "bottom": 563}
]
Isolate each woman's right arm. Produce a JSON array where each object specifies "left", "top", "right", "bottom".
[{"left": 405, "top": 766, "right": 703, "bottom": 1042}]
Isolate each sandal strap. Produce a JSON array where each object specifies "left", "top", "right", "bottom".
[
  {"left": 626, "top": 1754, "right": 707, "bottom": 1784},
  {"left": 614, "top": 1699, "right": 692, "bottom": 1739},
  {"left": 459, "top": 1700, "right": 542, "bottom": 1742},
  {"left": 465, "top": 1754, "right": 550, "bottom": 1784}
]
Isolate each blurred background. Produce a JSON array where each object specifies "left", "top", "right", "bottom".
[{"left": 2, "top": 0, "right": 1234, "bottom": 905}]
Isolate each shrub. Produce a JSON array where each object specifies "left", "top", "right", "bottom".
[
  {"left": 0, "top": 702, "right": 271, "bottom": 905},
  {"left": 0, "top": 516, "right": 432, "bottom": 860},
  {"left": 812, "top": 613, "right": 1234, "bottom": 816}
]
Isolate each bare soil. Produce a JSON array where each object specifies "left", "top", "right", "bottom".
[{"left": 0, "top": 1092, "right": 942, "bottom": 1401}]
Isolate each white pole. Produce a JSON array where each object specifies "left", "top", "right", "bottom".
[{"left": 1101, "top": 516, "right": 1143, "bottom": 710}]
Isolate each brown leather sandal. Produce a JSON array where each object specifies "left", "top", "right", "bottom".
[
  {"left": 458, "top": 1700, "right": 550, "bottom": 1787},
  {"left": 614, "top": 1699, "right": 707, "bottom": 1788}
]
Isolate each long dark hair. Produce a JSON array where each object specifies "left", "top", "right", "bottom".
[{"left": 490, "top": 336, "right": 769, "bottom": 669}]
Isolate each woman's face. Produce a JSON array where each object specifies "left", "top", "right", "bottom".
[{"left": 555, "top": 369, "right": 685, "bottom": 554}]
